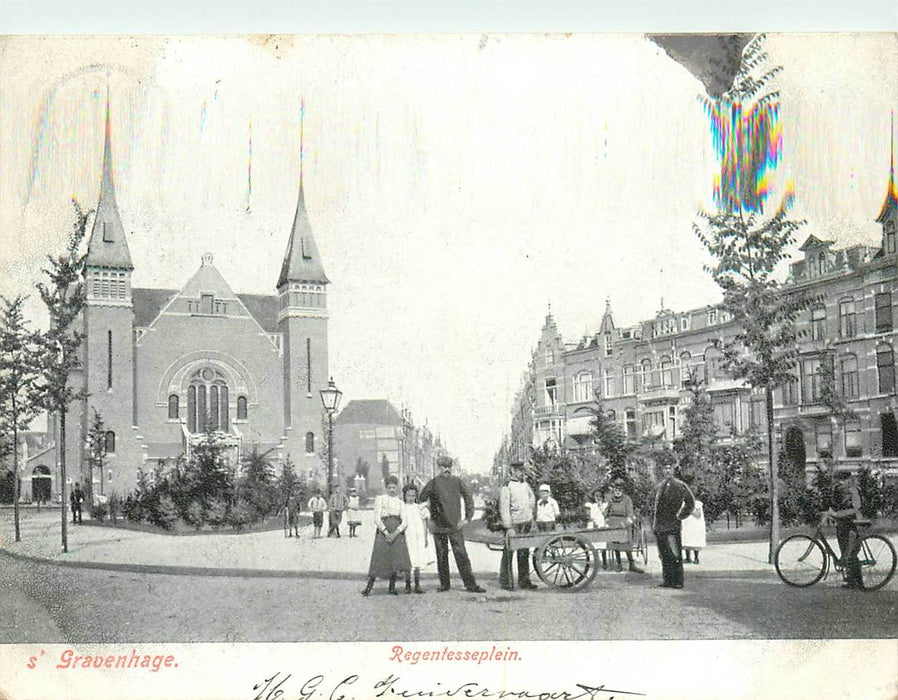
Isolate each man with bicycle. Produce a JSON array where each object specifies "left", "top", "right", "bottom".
[{"left": 823, "top": 470, "right": 863, "bottom": 590}]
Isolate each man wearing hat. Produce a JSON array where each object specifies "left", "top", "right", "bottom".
[
  {"left": 420, "top": 456, "right": 486, "bottom": 593},
  {"left": 652, "top": 459, "right": 695, "bottom": 589},
  {"left": 498, "top": 461, "right": 537, "bottom": 590},
  {"left": 535, "top": 484, "right": 560, "bottom": 532}
]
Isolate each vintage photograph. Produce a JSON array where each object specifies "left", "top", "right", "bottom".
[{"left": 0, "top": 29, "right": 896, "bottom": 699}]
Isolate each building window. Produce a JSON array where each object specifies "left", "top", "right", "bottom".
[
  {"left": 607, "top": 409, "right": 616, "bottom": 422},
  {"left": 680, "top": 316, "right": 689, "bottom": 331},
  {"left": 660, "top": 356, "right": 673, "bottom": 387},
  {"left": 545, "top": 378, "right": 557, "bottom": 408},
  {"left": 838, "top": 299, "right": 856, "bottom": 338},
  {"left": 713, "top": 401, "right": 736, "bottom": 434},
  {"left": 882, "top": 413, "right": 898, "bottom": 457},
  {"left": 640, "top": 359, "right": 652, "bottom": 391},
  {"left": 801, "top": 357, "right": 822, "bottom": 404},
  {"left": 877, "top": 343, "right": 895, "bottom": 394},
  {"left": 545, "top": 348, "right": 554, "bottom": 365},
  {"left": 782, "top": 374, "right": 799, "bottom": 406},
  {"left": 641, "top": 410, "right": 664, "bottom": 432},
  {"left": 708, "top": 309, "right": 717, "bottom": 325},
  {"left": 875, "top": 291, "right": 893, "bottom": 333},
  {"left": 815, "top": 422, "right": 832, "bottom": 459},
  {"left": 107, "top": 330, "right": 113, "bottom": 389},
  {"left": 573, "top": 372, "right": 593, "bottom": 402},
  {"left": 886, "top": 221, "right": 896, "bottom": 254},
  {"left": 168, "top": 394, "right": 179, "bottom": 420},
  {"left": 810, "top": 305, "right": 826, "bottom": 341},
  {"left": 840, "top": 354, "right": 859, "bottom": 399},
  {"left": 625, "top": 408, "right": 636, "bottom": 438},
  {"left": 104, "top": 431, "right": 116, "bottom": 454},
  {"left": 603, "top": 369, "right": 614, "bottom": 399},
  {"left": 679, "top": 351, "right": 692, "bottom": 387},
  {"left": 305, "top": 432, "right": 315, "bottom": 454},
  {"left": 668, "top": 405, "right": 677, "bottom": 438},
  {"left": 202, "top": 294, "right": 214, "bottom": 314},
  {"left": 237, "top": 396, "right": 248, "bottom": 420},
  {"left": 845, "top": 420, "right": 862, "bottom": 458},
  {"left": 188, "top": 368, "right": 230, "bottom": 432},
  {"left": 704, "top": 346, "right": 724, "bottom": 382},
  {"left": 604, "top": 334, "right": 613, "bottom": 357},
  {"left": 622, "top": 365, "right": 635, "bottom": 394}
]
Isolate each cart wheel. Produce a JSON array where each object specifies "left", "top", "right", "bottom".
[{"left": 534, "top": 534, "right": 598, "bottom": 590}]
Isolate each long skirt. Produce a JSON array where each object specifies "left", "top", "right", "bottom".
[{"left": 367, "top": 515, "right": 411, "bottom": 579}]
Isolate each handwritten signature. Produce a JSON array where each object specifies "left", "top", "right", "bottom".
[{"left": 252, "top": 672, "right": 645, "bottom": 700}]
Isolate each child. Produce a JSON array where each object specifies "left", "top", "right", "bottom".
[
  {"left": 535, "top": 484, "right": 560, "bottom": 532},
  {"left": 402, "top": 482, "right": 431, "bottom": 593},
  {"left": 584, "top": 491, "right": 609, "bottom": 570},
  {"left": 346, "top": 489, "right": 362, "bottom": 538},
  {"left": 682, "top": 499, "right": 707, "bottom": 565}
]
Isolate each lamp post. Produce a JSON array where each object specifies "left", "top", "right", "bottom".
[{"left": 319, "top": 376, "right": 342, "bottom": 499}]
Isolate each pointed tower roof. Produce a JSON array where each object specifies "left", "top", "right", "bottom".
[
  {"left": 875, "top": 115, "right": 897, "bottom": 223},
  {"left": 86, "top": 95, "right": 133, "bottom": 270},
  {"left": 599, "top": 296, "right": 615, "bottom": 334},
  {"left": 277, "top": 182, "right": 329, "bottom": 288}
]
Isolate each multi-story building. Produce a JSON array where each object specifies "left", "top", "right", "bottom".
[{"left": 510, "top": 161, "right": 897, "bottom": 481}]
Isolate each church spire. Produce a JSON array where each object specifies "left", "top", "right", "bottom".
[
  {"left": 277, "top": 103, "right": 328, "bottom": 288},
  {"left": 86, "top": 91, "right": 133, "bottom": 270},
  {"left": 876, "top": 112, "right": 897, "bottom": 224}
]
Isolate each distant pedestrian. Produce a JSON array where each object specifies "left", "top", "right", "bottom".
[
  {"left": 535, "top": 484, "right": 560, "bottom": 532},
  {"left": 682, "top": 499, "right": 707, "bottom": 565},
  {"left": 328, "top": 489, "right": 347, "bottom": 537},
  {"left": 70, "top": 483, "right": 84, "bottom": 524},
  {"left": 402, "top": 482, "right": 431, "bottom": 593},
  {"left": 346, "top": 489, "right": 362, "bottom": 538},
  {"left": 362, "top": 476, "right": 411, "bottom": 596},
  {"left": 419, "top": 455, "right": 485, "bottom": 593},
  {"left": 605, "top": 479, "right": 644, "bottom": 573},
  {"left": 652, "top": 460, "right": 695, "bottom": 589},
  {"left": 498, "top": 461, "right": 537, "bottom": 590},
  {"left": 308, "top": 490, "right": 327, "bottom": 539},
  {"left": 286, "top": 494, "right": 302, "bottom": 537}
]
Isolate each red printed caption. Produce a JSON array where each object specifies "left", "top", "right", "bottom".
[
  {"left": 27, "top": 649, "right": 179, "bottom": 673},
  {"left": 390, "top": 644, "right": 521, "bottom": 665}
]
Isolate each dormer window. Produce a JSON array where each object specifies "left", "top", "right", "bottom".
[
  {"left": 102, "top": 222, "right": 113, "bottom": 242},
  {"left": 708, "top": 309, "right": 717, "bottom": 326}
]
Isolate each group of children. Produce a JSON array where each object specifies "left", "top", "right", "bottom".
[{"left": 584, "top": 479, "right": 646, "bottom": 573}]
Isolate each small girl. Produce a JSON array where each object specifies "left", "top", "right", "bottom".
[
  {"left": 584, "top": 491, "right": 609, "bottom": 570},
  {"left": 402, "top": 482, "right": 431, "bottom": 593}
]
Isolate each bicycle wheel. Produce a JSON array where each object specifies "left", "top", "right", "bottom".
[
  {"left": 775, "top": 535, "right": 827, "bottom": 587},
  {"left": 858, "top": 534, "right": 897, "bottom": 591}
]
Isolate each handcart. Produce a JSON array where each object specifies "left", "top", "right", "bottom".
[{"left": 484, "top": 524, "right": 643, "bottom": 591}]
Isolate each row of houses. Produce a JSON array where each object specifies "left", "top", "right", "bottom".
[{"left": 505, "top": 164, "right": 898, "bottom": 482}]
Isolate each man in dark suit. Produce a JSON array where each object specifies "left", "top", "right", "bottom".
[
  {"left": 652, "top": 460, "right": 695, "bottom": 589},
  {"left": 70, "top": 482, "right": 85, "bottom": 524},
  {"left": 420, "top": 456, "right": 485, "bottom": 593}
]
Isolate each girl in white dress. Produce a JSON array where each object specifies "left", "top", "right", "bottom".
[
  {"left": 402, "top": 482, "right": 431, "bottom": 593},
  {"left": 682, "top": 499, "right": 707, "bottom": 565},
  {"left": 584, "top": 490, "right": 609, "bottom": 570}
]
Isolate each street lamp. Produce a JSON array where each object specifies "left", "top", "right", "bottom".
[{"left": 319, "top": 376, "right": 343, "bottom": 499}]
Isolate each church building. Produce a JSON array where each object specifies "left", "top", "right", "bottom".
[{"left": 25, "top": 103, "right": 331, "bottom": 501}]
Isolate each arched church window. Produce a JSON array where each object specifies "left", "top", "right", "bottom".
[
  {"left": 188, "top": 368, "right": 231, "bottom": 432},
  {"left": 168, "top": 394, "right": 179, "bottom": 420},
  {"left": 306, "top": 432, "right": 315, "bottom": 454},
  {"left": 105, "top": 431, "right": 116, "bottom": 454},
  {"left": 237, "top": 396, "right": 248, "bottom": 420}
]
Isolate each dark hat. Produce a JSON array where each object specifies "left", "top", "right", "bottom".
[{"left": 437, "top": 456, "right": 454, "bottom": 468}]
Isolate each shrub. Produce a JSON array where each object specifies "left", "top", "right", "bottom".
[
  {"left": 205, "top": 498, "right": 229, "bottom": 528},
  {"left": 185, "top": 500, "right": 204, "bottom": 530},
  {"left": 107, "top": 492, "right": 121, "bottom": 523},
  {"left": 147, "top": 494, "right": 177, "bottom": 531},
  {"left": 90, "top": 501, "right": 108, "bottom": 522},
  {"left": 228, "top": 502, "right": 253, "bottom": 530}
]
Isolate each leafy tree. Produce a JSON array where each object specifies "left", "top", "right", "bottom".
[
  {"left": 276, "top": 455, "right": 302, "bottom": 508},
  {"left": 85, "top": 409, "right": 107, "bottom": 505},
  {"left": 529, "top": 445, "right": 604, "bottom": 525},
  {"left": 673, "top": 377, "right": 717, "bottom": 496},
  {"left": 355, "top": 456, "right": 370, "bottom": 482},
  {"left": 380, "top": 453, "right": 390, "bottom": 489},
  {"left": 588, "top": 394, "right": 631, "bottom": 478},
  {"left": 695, "top": 35, "right": 806, "bottom": 561},
  {"left": 0, "top": 294, "right": 43, "bottom": 542},
  {"left": 181, "top": 429, "right": 234, "bottom": 509},
  {"left": 35, "top": 200, "right": 90, "bottom": 552}
]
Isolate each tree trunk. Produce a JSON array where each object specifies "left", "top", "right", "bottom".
[
  {"left": 13, "top": 418, "right": 21, "bottom": 542},
  {"left": 60, "top": 408, "right": 68, "bottom": 553},
  {"left": 766, "top": 385, "right": 779, "bottom": 563}
]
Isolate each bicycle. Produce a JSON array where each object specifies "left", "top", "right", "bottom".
[{"left": 774, "top": 520, "right": 897, "bottom": 591}]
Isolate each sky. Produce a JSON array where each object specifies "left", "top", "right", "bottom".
[{"left": 1, "top": 34, "right": 896, "bottom": 473}]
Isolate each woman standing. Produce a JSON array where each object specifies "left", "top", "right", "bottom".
[
  {"left": 604, "top": 478, "right": 644, "bottom": 573},
  {"left": 362, "top": 476, "right": 411, "bottom": 596},
  {"left": 402, "top": 483, "right": 431, "bottom": 593},
  {"left": 682, "top": 499, "right": 707, "bottom": 565}
]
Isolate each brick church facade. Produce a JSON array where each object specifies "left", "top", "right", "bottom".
[{"left": 25, "top": 105, "right": 331, "bottom": 501}]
